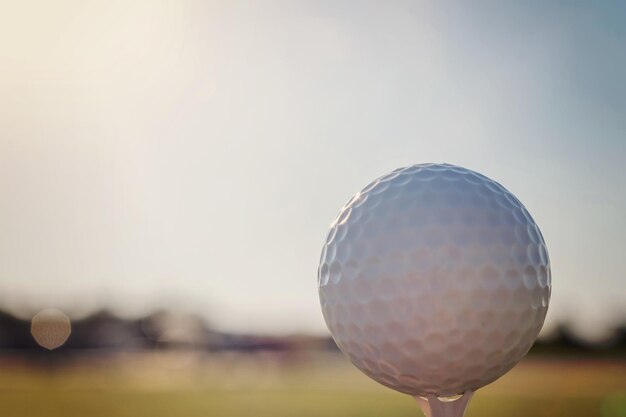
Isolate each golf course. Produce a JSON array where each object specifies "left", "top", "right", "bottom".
[{"left": 0, "top": 354, "right": 623, "bottom": 417}]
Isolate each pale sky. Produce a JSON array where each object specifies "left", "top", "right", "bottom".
[{"left": 0, "top": 1, "right": 624, "bottom": 336}]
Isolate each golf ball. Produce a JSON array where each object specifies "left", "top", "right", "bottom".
[{"left": 318, "top": 163, "right": 550, "bottom": 396}]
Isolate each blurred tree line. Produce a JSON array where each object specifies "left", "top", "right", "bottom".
[{"left": 0, "top": 309, "right": 624, "bottom": 360}]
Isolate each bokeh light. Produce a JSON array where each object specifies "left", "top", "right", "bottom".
[{"left": 31, "top": 308, "right": 71, "bottom": 350}]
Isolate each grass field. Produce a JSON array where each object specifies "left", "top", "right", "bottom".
[{"left": 0, "top": 353, "right": 623, "bottom": 417}]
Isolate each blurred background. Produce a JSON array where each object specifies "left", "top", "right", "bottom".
[{"left": 0, "top": 1, "right": 624, "bottom": 416}]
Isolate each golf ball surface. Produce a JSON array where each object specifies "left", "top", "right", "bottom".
[{"left": 318, "top": 163, "right": 550, "bottom": 396}]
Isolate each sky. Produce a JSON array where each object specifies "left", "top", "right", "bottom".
[{"left": 0, "top": 1, "right": 624, "bottom": 336}]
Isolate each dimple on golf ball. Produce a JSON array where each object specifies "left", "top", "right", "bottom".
[{"left": 318, "top": 163, "right": 551, "bottom": 397}]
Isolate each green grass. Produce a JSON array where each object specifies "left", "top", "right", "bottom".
[{"left": 0, "top": 354, "right": 623, "bottom": 417}]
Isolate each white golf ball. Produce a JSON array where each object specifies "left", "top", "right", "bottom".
[{"left": 318, "top": 163, "right": 551, "bottom": 397}]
